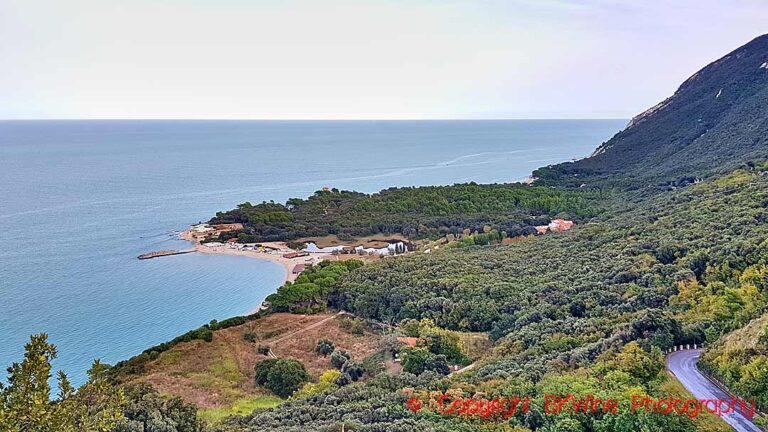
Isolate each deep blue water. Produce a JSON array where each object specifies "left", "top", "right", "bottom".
[{"left": 0, "top": 119, "right": 625, "bottom": 384}]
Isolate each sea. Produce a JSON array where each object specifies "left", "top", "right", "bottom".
[{"left": 0, "top": 119, "right": 625, "bottom": 384}]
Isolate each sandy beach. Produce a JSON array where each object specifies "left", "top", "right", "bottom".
[
  {"left": 180, "top": 229, "right": 322, "bottom": 284},
  {"left": 179, "top": 225, "right": 390, "bottom": 314}
]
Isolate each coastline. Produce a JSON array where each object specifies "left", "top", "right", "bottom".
[
  {"left": 180, "top": 228, "right": 324, "bottom": 314},
  {"left": 180, "top": 228, "right": 316, "bottom": 284},
  {"left": 179, "top": 226, "right": 389, "bottom": 314}
]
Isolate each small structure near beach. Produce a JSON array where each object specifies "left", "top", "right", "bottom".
[
  {"left": 283, "top": 251, "right": 309, "bottom": 259},
  {"left": 535, "top": 219, "right": 574, "bottom": 235},
  {"left": 549, "top": 219, "right": 574, "bottom": 232}
]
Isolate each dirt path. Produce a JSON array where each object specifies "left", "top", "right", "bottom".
[{"left": 266, "top": 312, "right": 347, "bottom": 357}]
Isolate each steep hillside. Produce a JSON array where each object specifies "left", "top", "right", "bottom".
[
  {"left": 535, "top": 34, "right": 768, "bottom": 191},
  {"left": 700, "top": 312, "right": 768, "bottom": 410}
]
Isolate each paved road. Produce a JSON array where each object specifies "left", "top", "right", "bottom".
[{"left": 667, "top": 349, "right": 763, "bottom": 432}]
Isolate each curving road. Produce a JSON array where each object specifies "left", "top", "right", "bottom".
[{"left": 667, "top": 349, "right": 763, "bottom": 432}]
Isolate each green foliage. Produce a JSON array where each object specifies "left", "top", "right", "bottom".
[
  {"left": 361, "top": 352, "right": 387, "bottom": 378},
  {"left": 330, "top": 349, "right": 350, "bottom": 369},
  {"left": 337, "top": 316, "right": 366, "bottom": 334},
  {"left": 314, "top": 339, "right": 334, "bottom": 356},
  {"left": 594, "top": 342, "right": 664, "bottom": 383},
  {"left": 340, "top": 362, "right": 365, "bottom": 382},
  {"left": 699, "top": 313, "right": 768, "bottom": 410},
  {"left": 399, "top": 318, "right": 470, "bottom": 365},
  {"left": 332, "top": 168, "right": 768, "bottom": 382},
  {"left": 0, "top": 334, "right": 125, "bottom": 432},
  {"left": 400, "top": 347, "right": 450, "bottom": 375},
  {"left": 254, "top": 359, "right": 309, "bottom": 399},
  {"left": 292, "top": 370, "right": 342, "bottom": 399},
  {"left": 210, "top": 183, "right": 600, "bottom": 242},
  {"left": 266, "top": 260, "right": 363, "bottom": 314},
  {"left": 114, "top": 384, "right": 204, "bottom": 431}
]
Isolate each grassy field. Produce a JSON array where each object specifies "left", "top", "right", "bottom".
[
  {"left": 198, "top": 395, "right": 282, "bottom": 424},
  {"left": 129, "top": 313, "right": 385, "bottom": 410}
]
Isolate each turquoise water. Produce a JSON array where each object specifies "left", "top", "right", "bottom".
[{"left": 0, "top": 119, "right": 625, "bottom": 384}]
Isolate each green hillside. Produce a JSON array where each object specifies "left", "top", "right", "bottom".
[{"left": 700, "top": 312, "right": 768, "bottom": 410}]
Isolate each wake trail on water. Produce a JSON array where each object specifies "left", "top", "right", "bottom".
[{"left": 0, "top": 150, "right": 539, "bottom": 220}]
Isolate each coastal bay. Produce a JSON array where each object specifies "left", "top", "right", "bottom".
[{"left": 0, "top": 119, "right": 624, "bottom": 384}]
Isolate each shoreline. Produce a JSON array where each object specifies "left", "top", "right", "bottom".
[
  {"left": 179, "top": 227, "right": 365, "bottom": 314},
  {"left": 180, "top": 228, "right": 316, "bottom": 315},
  {"left": 180, "top": 228, "right": 318, "bottom": 284}
]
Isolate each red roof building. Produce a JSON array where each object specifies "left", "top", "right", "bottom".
[{"left": 549, "top": 219, "right": 574, "bottom": 232}]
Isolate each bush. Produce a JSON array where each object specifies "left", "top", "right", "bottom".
[
  {"left": 243, "top": 332, "right": 257, "bottom": 343},
  {"left": 401, "top": 347, "right": 450, "bottom": 375},
  {"left": 378, "top": 334, "right": 404, "bottom": 355},
  {"left": 335, "top": 373, "right": 352, "bottom": 386},
  {"left": 257, "top": 345, "right": 271, "bottom": 355},
  {"left": 315, "top": 339, "right": 335, "bottom": 356},
  {"left": 341, "top": 361, "right": 364, "bottom": 381},
  {"left": 254, "top": 358, "right": 309, "bottom": 398},
  {"left": 293, "top": 369, "right": 342, "bottom": 399},
  {"left": 330, "top": 349, "right": 351, "bottom": 369},
  {"left": 339, "top": 317, "right": 366, "bottom": 335}
]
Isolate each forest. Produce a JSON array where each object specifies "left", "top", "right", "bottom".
[{"left": 207, "top": 183, "right": 602, "bottom": 243}]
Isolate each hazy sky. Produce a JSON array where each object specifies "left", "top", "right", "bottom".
[{"left": 2, "top": 0, "right": 767, "bottom": 119}]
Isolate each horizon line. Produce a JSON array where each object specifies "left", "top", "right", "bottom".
[{"left": 0, "top": 117, "right": 629, "bottom": 122}]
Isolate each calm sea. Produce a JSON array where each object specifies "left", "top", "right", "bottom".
[{"left": 0, "top": 119, "right": 625, "bottom": 384}]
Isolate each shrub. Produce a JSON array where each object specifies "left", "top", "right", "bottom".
[
  {"left": 314, "top": 339, "right": 335, "bottom": 356},
  {"left": 293, "top": 369, "right": 342, "bottom": 399},
  {"left": 330, "top": 349, "right": 350, "bottom": 369},
  {"left": 341, "top": 361, "right": 364, "bottom": 381},
  {"left": 254, "top": 358, "right": 309, "bottom": 398},
  {"left": 339, "top": 317, "right": 366, "bottom": 335},
  {"left": 401, "top": 347, "right": 450, "bottom": 375},
  {"left": 378, "top": 334, "right": 404, "bottom": 355},
  {"left": 257, "top": 345, "right": 271, "bottom": 355}
]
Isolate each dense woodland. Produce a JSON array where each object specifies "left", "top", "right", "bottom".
[
  {"left": 208, "top": 183, "right": 602, "bottom": 243},
  {"left": 265, "top": 260, "right": 363, "bottom": 314}
]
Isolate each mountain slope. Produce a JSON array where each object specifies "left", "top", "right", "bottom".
[{"left": 535, "top": 34, "right": 768, "bottom": 190}]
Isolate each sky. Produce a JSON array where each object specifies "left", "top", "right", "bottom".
[{"left": 1, "top": 0, "right": 767, "bottom": 119}]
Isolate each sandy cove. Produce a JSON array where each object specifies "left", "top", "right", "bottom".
[{"left": 180, "top": 229, "right": 322, "bottom": 283}]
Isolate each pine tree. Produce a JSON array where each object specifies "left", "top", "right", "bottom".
[{"left": 0, "top": 334, "right": 125, "bottom": 432}]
